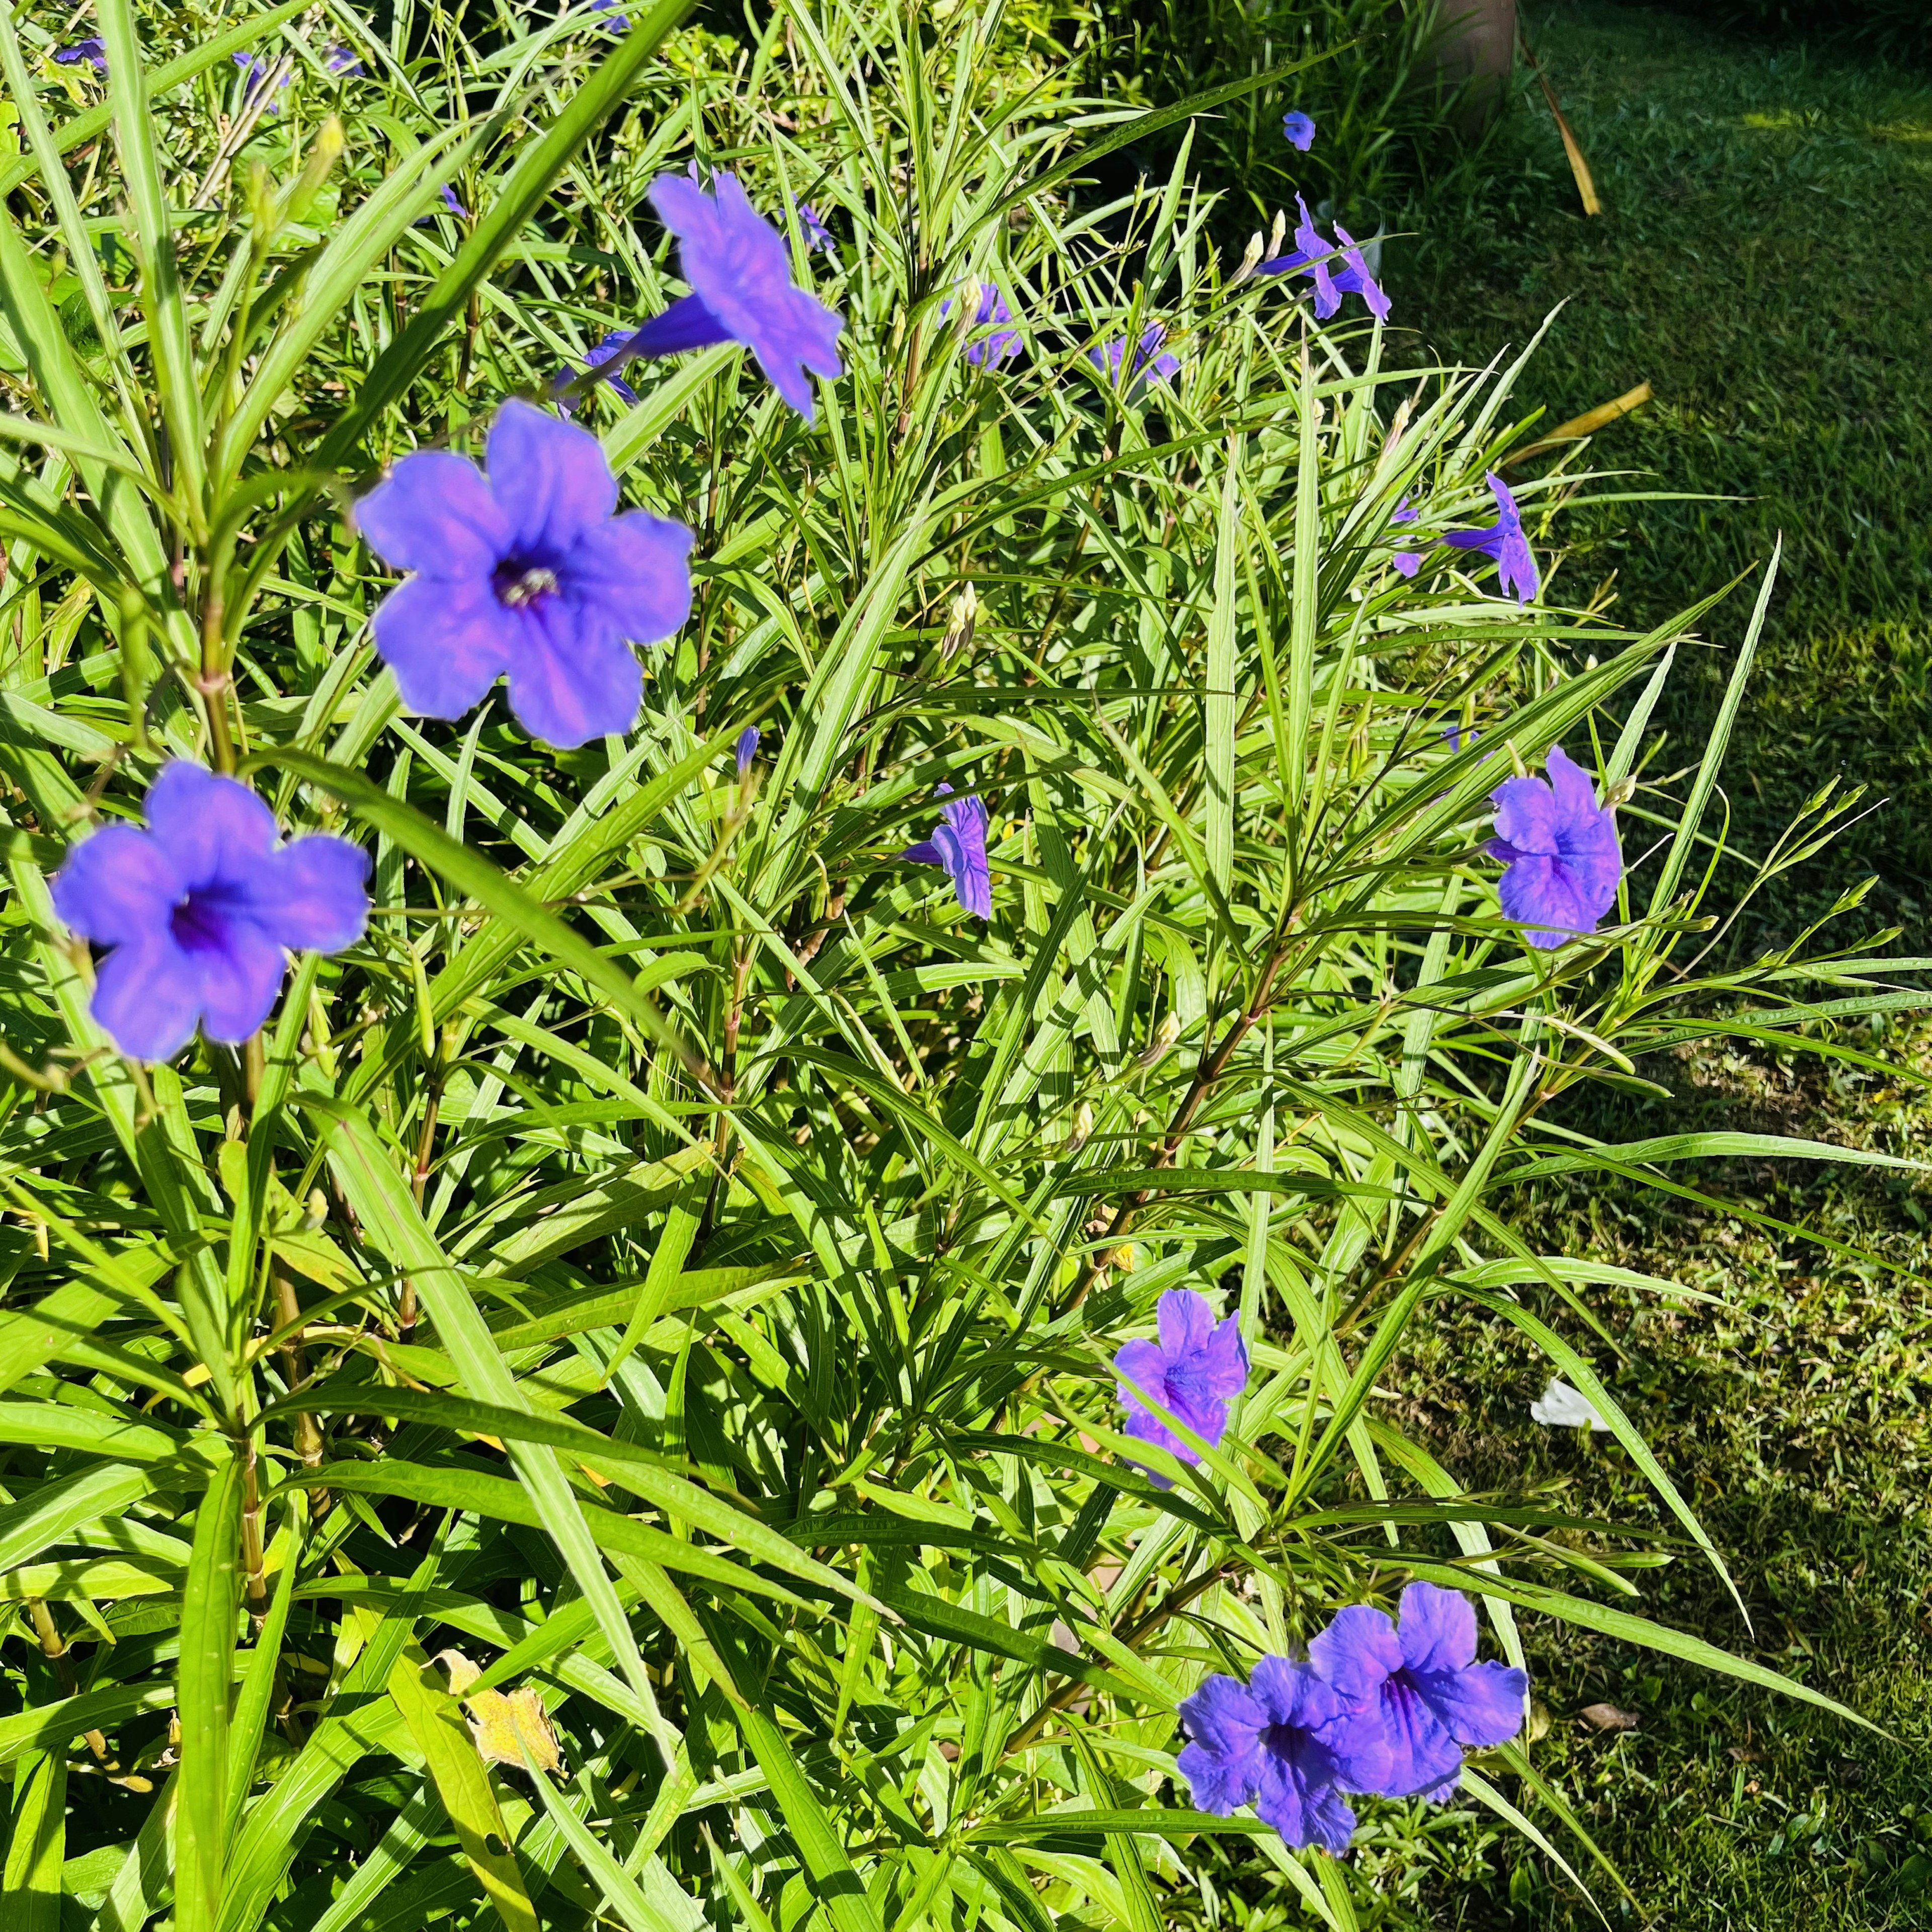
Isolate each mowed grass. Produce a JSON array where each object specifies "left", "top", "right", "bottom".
[
  {"left": 1396, "top": 0, "right": 1932, "bottom": 948},
  {"left": 1357, "top": 6, "right": 1932, "bottom": 1924}
]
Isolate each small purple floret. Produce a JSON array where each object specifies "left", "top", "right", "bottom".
[
  {"left": 1310, "top": 1582, "right": 1528, "bottom": 1801},
  {"left": 735, "top": 726, "right": 760, "bottom": 777},
  {"left": 629, "top": 171, "right": 845, "bottom": 421},
  {"left": 51, "top": 765, "right": 369, "bottom": 1064},
  {"left": 323, "top": 44, "right": 363, "bottom": 75},
  {"left": 899, "top": 784, "right": 992, "bottom": 918},
  {"left": 54, "top": 36, "right": 107, "bottom": 71},
  {"left": 357, "top": 399, "right": 693, "bottom": 749},
  {"left": 1088, "top": 324, "right": 1180, "bottom": 391},
  {"left": 1442, "top": 472, "right": 1539, "bottom": 603},
  {"left": 796, "top": 202, "right": 833, "bottom": 253},
  {"left": 942, "top": 284, "right": 1023, "bottom": 367},
  {"left": 1113, "top": 1289, "right": 1248, "bottom": 1484},
  {"left": 233, "top": 50, "right": 289, "bottom": 111},
  {"left": 1484, "top": 746, "right": 1623, "bottom": 950},
  {"left": 1256, "top": 196, "right": 1389, "bottom": 323},
  {"left": 591, "top": 0, "right": 631, "bottom": 28},
  {"left": 1281, "top": 109, "right": 1316, "bottom": 151}
]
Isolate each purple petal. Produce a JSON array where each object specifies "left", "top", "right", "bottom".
[
  {"left": 1281, "top": 109, "right": 1316, "bottom": 151},
  {"left": 1156, "top": 1288, "right": 1213, "bottom": 1361},
  {"left": 898, "top": 839, "right": 943, "bottom": 866},
  {"left": 1396, "top": 1581, "right": 1477, "bottom": 1674},
  {"left": 488, "top": 400, "right": 618, "bottom": 557},
  {"left": 51, "top": 826, "right": 179, "bottom": 946},
  {"left": 247, "top": 836, "right": 371, "bottom": 954},
  {"left": 933, "top": 792, "right": 991, "bottom": 917},
  {"left": 143, "top": 765, "right": 277, "bottom": 887},
  {"left": 499, "top": 600, "right": 642, "bottom": 749},
  {"left": 561, "top": 510, "right": 694, "bottom": 647},
  {"left": 1176, "top": 1673, "right": 1266, "bottom": 1814},
  {"left": 626, "top": 294, "right": 736, "bottom": 359},
  {"left": 1120, "top": 1407, "right": 1183, "bottom": 1483},
  {"left": 1488, "top": 773, "right": 1561, "bottom": 857},
  {"left": 1543, "top": 746, "right": 1598, "bottom": 828},
  {"left": 1113, "top": 1335, "right": 1169, "bottom": 1410},
  {"left": 1393, "top": 551, "right": 1421, "bottom": 577},
  {"left": 1375, "top": 1675, "right": 1464, "bottom": 1798},
  {"left": 91, "top": 936, "right": 203, "bottom": 1062},
  {"left": 1411, "top": 1659, "right": 1528, "bottom": 1750},
  {"left": 195, "top": 919, "right": 289, "bottom": 1043},
  {"left": 1249, "top": 1655, "right": 1340, "bottom": 1732},
  {"left": 1318, "top": 1698, "right": 1396, "bottom": 1797},
  {"left": 1497, "top": 855, "right": 1597, "bottom": 948},
  {"left": 371, "top": 575, "right": 516, "bottom": 720},
  {"left": 735, "top": 726, "right": 760, "bottom": 776},
  {"left": 1309, "top": 1603, "right": 1403, "bottom": 1705},
  {"left": 357, "top": 451, "right": 509, "bottom": 580},
  {"left": 1253, "top": 1746, "right": 1356, "bottom": 1852}
]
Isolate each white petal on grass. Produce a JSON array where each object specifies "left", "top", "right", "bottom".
[{"left": 1531, "top": 1378, "right": 1612, "bottom": 1431}]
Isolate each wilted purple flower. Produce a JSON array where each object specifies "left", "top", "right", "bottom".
[
  {"left": 357, "top": 399, "right": 693, "bottom": 749},
  {"left": 1088, "top": 323, "right": 1180, "bottom": 391},
  {"left": 323, "top": 44, "right": 363, "bottom": 75},
  {"left": 1113, "top": 1289, "right": 1248, "bottom": 1483},
  {"left": 1442, "top": 472, "right": 1538, "bottom": 603},
  {"left": 1257, "top": 197, "right": 1388, "bottom": 322},
  {"left": 899, "top": 784, "right": 991, "bottom": 918},
  {"left": 233, "top": 50, "right": 289, "bottom": 110},
  {"left": 51, "top": 765, "right": 368, "bottom": 1064},
  {"left": 553, "top": 332, "right": 641, "bottom": 413},
  {"left": 1281, "top": 109, "right": 1316, "bottom": 151},
  {"left": 941, "top": 283, "right": 1022, "bottom": 367},
  {"left": 1310, "top": 1583, "right": 1528, "bottom": 1801},
  {"left": 53, "top": 36, "right": 107, "bottom": 71},
  {"left": 796, "top": 202, "right": 833, "bottom": 253},
  {"left": 625, "top": 172, "right": 845, "bottom": 421},
  {"left": 1392, "top": 496, "right": 1421, "bottom": 577},
  {"left": 1178, "top": 1657, "right": 1387, "bottom": 1852},
  {"left": 735, "top": 726, "right": 760, "bottom": 777},
  {"left": 1484, "top": 746, "right": 1622, "bottom": 950}
]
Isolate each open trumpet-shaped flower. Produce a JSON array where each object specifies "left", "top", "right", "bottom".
[
  {"left": 1178, "top": 1656, "right": 1387, "bottom": 1853},
  {"left": 1485, "top": 746, "right": 1622, "bottom": 949},
  {"left": 626, "top": 172, "right": 845, "bottom": 420},
  {"left": 358, "top": 399, "right": 693, "bottom": 749},
  {"left": 899, "top": 784, "right": 991, "bottom": 917},
  {"left": 1310, "top": 1582, "right": 1528, "bottom": 1801},
  {"left": 51, "top": 765, "right": 368, "bottom": 1063},
  {"left": 1114, "top": 1289, "right": 1248, "bottom": 1481},
  {"left": 1442, "top": 472, "right": 1539, "bottom": 603}
]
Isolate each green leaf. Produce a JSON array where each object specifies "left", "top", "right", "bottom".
[{"left": 175, "top": 1444, "right": 244, "bottom": 1932}]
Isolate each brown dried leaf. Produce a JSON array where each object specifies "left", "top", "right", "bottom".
[{"left": 1578, "top": 1702, "right": 1639, "bottom": 1732}]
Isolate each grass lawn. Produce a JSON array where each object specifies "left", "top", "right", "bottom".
[{"left": 1362, "top": 5, "right": 1932, "bottom": 1923}]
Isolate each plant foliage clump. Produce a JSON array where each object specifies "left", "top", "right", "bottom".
[{"left": 0, "top": 1, "right": 1908, "bottom": 1927}]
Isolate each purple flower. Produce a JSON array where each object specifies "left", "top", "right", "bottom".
[
  {"left": 323, "top": 44, "right": 363, "bottom": 75},
  {"left": 1392, "top": 496, "right": 1421, "bottom": 577},
  {"left": 899, "top": 784, "right": 991, "bottom": 918},
  {"left": 626, "top": 171, "right": 845, "bottom": 421},
  {"left": 1442, "top": 723, "right": 1479, "bottom": 753},
  {"left": 1484, "top": 746, "right": 1622, "bottom": 950},
  {"left": 735, "top": 726, "right": 760, "bottom": 777},
  {"left": 1113, "top": 1289, "right": 1249, "bottom": 1482},
  {"left": 796, "top": 202, "right": 833, "bottom": 253},
  {"left": 591, "top": 0, "right": 631, "bottom": 28},
  {"left": 1088, "top": 324, "right": 1180, "bottom": 391},
  {"left": 1310, "top": 1583, "right": 1528, "bottom": 1801},
  {"left": 53, "top": 36, "right": 107, "bottom": 71},
  {"left": 51, "top": 765, "right": 369, "bottom": 1064},
  {"left": 1442, "top": 472, "right": 1538, "bottom": 603},
  {"left": 941, "top": 284, "right": 1023, "bottom": 367},
  {"left": 233, "top": 50, "right": 289, "bottom": 111},
  {"left": 357, "top": 399, "right": 694, "bottom": 749},
  {"left": 1257, "top": 197, "right": 1388, "bottom": 322},
  {"left": 554, "top": 333, "right": 641, "bottom": 413},
  {"left": 1177, "top": 1657, "right": 1387, "bottom": 1853},
  {"left": 1281, "top": 109, "right": 1316, "bottom": 151},
  {"left": 413, "top": 185, "right": 468, "bottom": 228}
]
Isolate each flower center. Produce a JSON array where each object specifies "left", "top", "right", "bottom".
[
  {"left": 170, "top": 886, "right": 240, "bottom": 954},
  {"left": 494, "top": 559, "right": 560, "bottom": 609}
]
